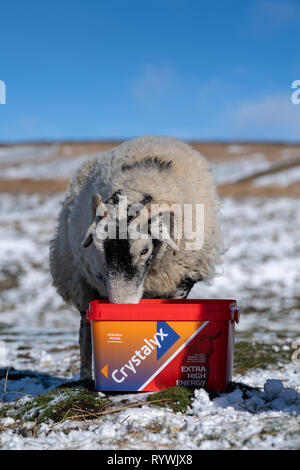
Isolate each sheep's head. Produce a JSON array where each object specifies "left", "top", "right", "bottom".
[{"left": 81, "top": 193, "right": 182, "bottom": 303}]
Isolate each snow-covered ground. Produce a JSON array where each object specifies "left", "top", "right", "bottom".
[
  {"left": 0, "top": 374, "right": 299, "bottom": 450},
  {"left": 254, "top": 166, "right": 300, "bottom": 187},
  {"left": 212, "top": 153, "right": 270, "bottom": 185},
  {"left": 0, "top": 144, "right": 58, "bottom": 164},
  {"left": 0, "top": 144, "right": 299, "bottom": 449},
  {"left": 0, "top": 155, "right": 94, "bottom": 180},
  {"left": 191, "top": 197, "right": 300, "bottom": 341}
]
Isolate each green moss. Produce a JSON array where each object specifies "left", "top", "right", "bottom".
[
  {"left": 234, "top": 341, "right": 290, "bottom": 375},
  {"left": 0, "top": 404, "right": 10, "bottom": 418},
  {"left": 2, "top": 385, "right": 111, "bottom": 424},
  {"left": 147, "top": 386, "right": 195, "bottom": 413}
]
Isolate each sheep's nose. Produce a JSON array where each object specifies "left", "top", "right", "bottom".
[{"left": 106, "top": 283, "right": 140, "bottom": 304}]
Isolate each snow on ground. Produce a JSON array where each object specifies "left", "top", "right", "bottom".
[
  {"left": 0, "top": 154, "right": 94, "bottom": 180},
  {"left": 254, "top": 166, "right": 300, "bottom": 187},
  {"left": 212, "top": 153, "right": 270, "bottom": 185},
  {"left": 191, "top": 197, "right": 300, "bottom": 341},
  {"left": 0, "top": 145, "right": 58, "bottom": 164},
  {"left": 0, "top": 374, "right": 299, "bottom": 450},
  {"left": 0, "top": 146, "right": 299, "bottom": 449}
]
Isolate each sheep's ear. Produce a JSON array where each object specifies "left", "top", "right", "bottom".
[
  {"left": 92, "top": 194, "right": 109, "bottom": 218},
  {"left": 92, "top": 194, "right": 102, "bottom": 215},
  {"left": 81, "top": 222, "right": 96, "bottom": 248}
]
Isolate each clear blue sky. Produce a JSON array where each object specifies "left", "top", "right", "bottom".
[{"left": 0, "top": 0, "right": 300, "bottom": 142}]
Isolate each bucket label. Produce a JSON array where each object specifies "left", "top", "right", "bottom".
[
  {"left": 156, "top": 321, "right": 180, "bottom": 359},
  {"left": 92, "top": 320, "right": 211, "bottom": 391}
]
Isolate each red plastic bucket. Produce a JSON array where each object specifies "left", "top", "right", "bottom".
[{"left": 87, "top": 299, "right": 239, "bottom": 392}]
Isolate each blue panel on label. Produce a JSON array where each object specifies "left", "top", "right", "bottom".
[{"left": 156, "top": 321, "right": 180, "bottom": 360}]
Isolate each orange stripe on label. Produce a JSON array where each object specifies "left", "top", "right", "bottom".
[{"left": 101, "top": 364, "right": 108, "bottom": 378}]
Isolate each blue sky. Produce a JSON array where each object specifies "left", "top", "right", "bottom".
[{"left": 0, "top": 0, "right": 300, "bottom": 142}]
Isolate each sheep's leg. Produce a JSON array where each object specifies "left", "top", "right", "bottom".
[{"left": 79, "top": 311, "right": 92, "bottom": 380}]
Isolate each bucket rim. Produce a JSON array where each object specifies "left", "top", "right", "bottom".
[{"left": 87, "top": 299, "right": 239, "bottom": 323}]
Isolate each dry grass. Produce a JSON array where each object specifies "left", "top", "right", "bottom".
[
  {"left": 219, "top": 182, "right": 300, "bottom": 198},
  {"left": 1, "top": 178, "right": 300, "bottom": 197},
  {"left": 0, "top": 178, "right": 69, "bottom": 194},
  {"left": 191, "top": 141, "right": 300, "bottom": 162}
]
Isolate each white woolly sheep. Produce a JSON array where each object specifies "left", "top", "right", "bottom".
[{"left": 50, "top": 135, "right": 223, "bottom": 379}]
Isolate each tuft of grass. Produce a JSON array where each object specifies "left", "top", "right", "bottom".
[
  {"left": 0, "top": 404, "right": 10, "bottom": 419},
  {"left": 147, "top": 386, "right": 195, "bottom": 413},
  {"left": 234, "top": 341, "right": 290, "bottom": 375},
  {"left": 1, "top": 385, "right": 111, "bottom": 424}
]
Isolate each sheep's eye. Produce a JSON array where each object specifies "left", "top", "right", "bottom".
[{"left": 140, "top": 248, "right": 149, "bottom": 256}]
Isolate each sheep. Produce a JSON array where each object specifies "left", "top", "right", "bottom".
[{"left": 49, "top": 135, "right": 223, "bottom": 379}]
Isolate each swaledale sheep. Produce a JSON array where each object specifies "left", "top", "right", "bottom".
[{"left": 50, "top": 135, "right": 223, "bottom": 379}]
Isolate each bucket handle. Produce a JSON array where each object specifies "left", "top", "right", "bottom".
[{"left": 230, "top": 303, "right": 240, "bottom": 324}]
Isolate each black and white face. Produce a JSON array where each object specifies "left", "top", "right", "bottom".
[
  {"left": 81, "top": 192, "right": 177, "bottom": 303},
  {"left": 102, "top": 235, "right": 159, "bottom": 303}
]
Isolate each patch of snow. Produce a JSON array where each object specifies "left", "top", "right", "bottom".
[
  {"left": 0, "top": 145, "right": 58, "bottom": 164},
  {"left": 212, "top": 153, "right": 270, "bottom": 184},
  {"left": 190, "top": 197, "right": 300, "bottom": 340},
  {"left": 254, "top": 166, "right": 300, "bottom": 187},
  {"left": 209, "top": 379, "right": 300, "bottom": 415},
  {"left": 0, "top": 155, "right": 94, "bottom": 180},
  {"left": 1, "top": 377, "right": 299, "bottom": 449}
]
